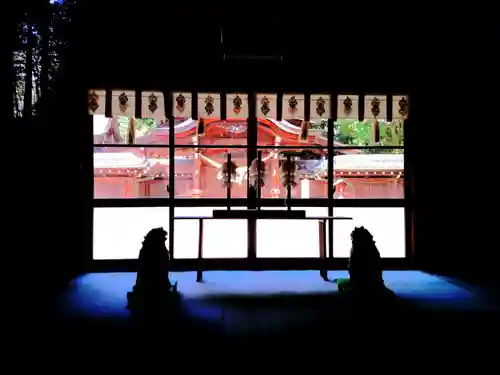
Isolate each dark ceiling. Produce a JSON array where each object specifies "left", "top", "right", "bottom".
[{"left": 82, "top": 6, "right": 497, "bottom": 92}]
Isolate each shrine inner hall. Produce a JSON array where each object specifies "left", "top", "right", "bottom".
[{"left": 89, "top": 90, "right": 410, "bottom": 264}]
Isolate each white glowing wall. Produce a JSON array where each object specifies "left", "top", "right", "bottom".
[
  {"left": 93, "top": 207, "right": 170, "bottom": 260},
  {"left": 93, "top": 207, "right": 405, "bottom": 259},
  {"left": 333, "top": 207, "right": 405, "bottom": 258},
  {"left": 256, "top": 207, "right": 328, "bottom": 258},
  {"left": 173, "top": 207, "right": 247, "bottom": 259}
]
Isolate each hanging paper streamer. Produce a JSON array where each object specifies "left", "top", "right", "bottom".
[
  {"left": 198, "top": 93, "right": 221, "bottom": 118},
  {"left": 127, "top": 117, "right": 135, "bottom": 145},
  {"left": 282, "top": 94, "right": 305, "bottom": 120},
  {"left": 112, "top": 90, "right": 135, "bottom": 117},
  {"left": 249, "top": 158, "right": 267, "bottom": 188},
  {"left": 142, "top": 91, "right": 165, "bottom": 124},
  {"left": 337, "top": 95, "right": 359, "bottom": 120},
  {"left": 372, "top": 119, "right": 380, "bottom": 144},
  {"left": 173, "top": 92, "right": 192, "bottom": 119},
  {"left": 393, "top": 95, "right": 409, "bottom": 120},
  {"left": 218, "top": 158, "right": 238, "bottom": 188},
  {"left": 299, "top": 120, "right": 310, "bottom": 142},
  {"left": 88, "top": 89, "right": 106, "bottom": 115},
  {"left": 197, "top": 118, "right": 206, "bottom": 137},
  {"left": 226, "top": 93, "right": 249, "bottom": 119},
  {"left": 364, "top": 95, "right": 387, "bottom": 120},
  {"left": 280, "top": 157, "right": 297, "bottom": 188},
  {"left": 310, "top": 94, "right": 331, "bottom": 120},
  {"left": 256, "top": 93, "right": 277, "bottom": 118}
]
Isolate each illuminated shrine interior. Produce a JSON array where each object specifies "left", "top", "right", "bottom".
[
  {"left": 91, "top": 91, "right": 407, "bottom": 261},
  {"left": 93, "top": 116, "right": 404, "bottom": 200}
]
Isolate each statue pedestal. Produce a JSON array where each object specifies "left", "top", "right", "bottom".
[{"left": 127, "top": 281, "right": 178, "bottom": 310}]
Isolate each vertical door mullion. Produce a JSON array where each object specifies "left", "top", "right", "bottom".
[
  {"left": 328, "top": 92, "right": 338, "bottom": 261},
  {"left": 166, "top": 90, "right": 175, "bottom": 258},
  {"left": 247, "top": 91, "right": 257, "bottom": 259}
]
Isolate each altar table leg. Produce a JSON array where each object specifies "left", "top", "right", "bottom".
[
  {"left": 196, "top": 218, "right": 204, "bottom": 282},
  {"left": 319, "top": 220, "right": 328, "bottom": 281}
]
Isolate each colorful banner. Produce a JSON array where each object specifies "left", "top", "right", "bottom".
[
  {"left": 198, "top": 93, "right": 221, "bottom": 118},
  {"left": 88, "top": 89, "right": 106, "bottom": 116},
  {"left": 111, "top": 90, "right": 135, "bottom": 117},
  {"left": 337, "top": 95, "right": 359, "bottom": 120},
  {"left": 226, "top": 93, "right": 249, "bottom": 119},
  {"left": 256, "top": 93, "right": 277, "bottom": 118},
  {"left": 283, "top": 94, "right": 305, "bottom": 120},
  {"left": 310, "top": 94, "right": 331, "bottom": 120},
  {"left": 173, "top": 92, "right": 192, "bottom": 119},
  {"left": 142, "top": 91, "right": 165, "bottom": 124}
]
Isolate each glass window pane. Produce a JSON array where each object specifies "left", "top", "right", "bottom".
[
  {"left": 175, "top": 118, "right": 248, "bottom": 146},
  {"left": 93, "top": 207, "right": 169, "bottom": 260},
  {"left": 334, "top": 119, "right": 404, "bottom": 147},
  {"left": 93, "top": 115, "right": 169, "bottom": 145},
  {"left": 257, "top": 118, "right": 328, "bottom": 147},
  {"left": 332, "top": 207, "right": 405, "bottom": 258},
  {"left": 333, "top": 148, "right": 404, "bottom": 199},
  {"left": 255, "top": 148, "right": 328, "bottom": 199},
  {"left": 174, "top": 148, "right": 247, "bottom": 198},
  {"left": 94, "top": 146, "right": 174, "bottom": 199},
  {"left": 256, "top": 207, "right": 329, "bottom": 258},
  {"left": 173, "top": 207, "right": 247, "bottom": 259}
]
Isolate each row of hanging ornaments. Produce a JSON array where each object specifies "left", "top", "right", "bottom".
[
  {"left": 88, "top": 90, "right": 409, "bottom": 121},
  {"left": 90, "top": 91, "right": 407, "bottom": 190}
]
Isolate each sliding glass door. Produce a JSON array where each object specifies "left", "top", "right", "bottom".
[{"left": 91, "top": 91, "right": 408, "bottom": 262}]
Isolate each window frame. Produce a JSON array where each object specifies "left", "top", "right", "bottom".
[{"left": 89, "top": 91, "right": 412, "bottom": 270}]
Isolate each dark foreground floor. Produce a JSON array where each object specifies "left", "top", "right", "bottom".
[{"left": 28, "top": 271, "right": 500, "bottom": 372}]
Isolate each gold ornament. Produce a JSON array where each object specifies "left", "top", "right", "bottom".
[
  {"left": 148, "top": 93, "right": 158, "bottom": 113},
  {"left": 371, "top": 97, "right": 381, "bottom": 117},
  {"left": 316, "top": 96, "right": 326, "bottom": 117},
  {"left": 398, "top": 96, "right": 408, "bottom": 117},
  {"left": 288, "top": 96, "right": 298, "bottom": 114},
  {"left": 118, "top": 92, "right": 129, "bottom": 113},
  {"left": 205, "top": 95, "right": 215, "bottom": 116},
  {"left": 260, "top": 96, "right": 271, "bottom": 116},
  {"left": 88, "top": 90, "right": 99, "bottom": 113},
  {"left": 176, "top": 93, "right": 186, "bottom": 113},
  {"left": 233, "top": 95, "right": 243, "bottom": 114},
  {"left": 343, "top": 96, "right": 353, "bottom": 114}
]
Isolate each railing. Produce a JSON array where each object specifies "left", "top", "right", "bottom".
[{"left": 173, "top": 215, "right": 352, "bottom": 282}]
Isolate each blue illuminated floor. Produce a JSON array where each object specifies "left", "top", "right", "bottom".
[
  {"left": 46, "top": 270, "right": 500, "bottom": 369},
  {"left": 56, "top": 271, "right": 498, "bottom": 328}
]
